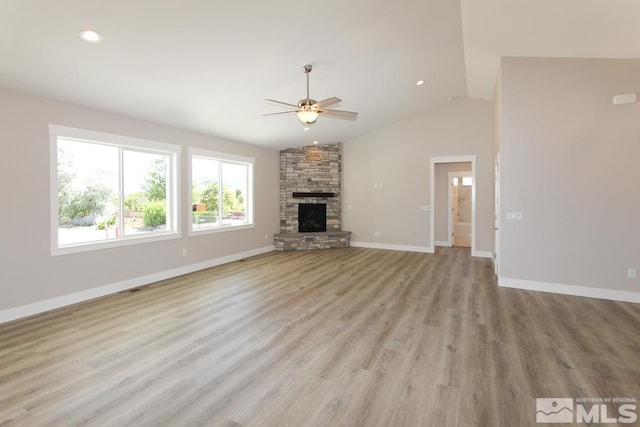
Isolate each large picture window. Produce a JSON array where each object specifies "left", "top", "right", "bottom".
[
  {"left": 51, "top": 125, "right": 180, "bottom": 254},
  {"left": 189, "top": 148, "right": 253, "bottom": 233}
]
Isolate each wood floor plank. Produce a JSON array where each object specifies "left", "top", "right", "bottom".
[{"left": 1, "top": 247, "right": 639, "bottom": 426}]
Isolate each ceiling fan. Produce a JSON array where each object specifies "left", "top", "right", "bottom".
[{"left": 263, "top": 64, "right": 358, "bottom": 125}]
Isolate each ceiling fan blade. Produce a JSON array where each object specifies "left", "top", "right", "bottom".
[
  {"left": 265, "top": 99, "right": 298, "bottom": 109},
  {"left": 262, "top": 111, "right": 297, "bottom": 117},
  {"left": 314, "top": 97, "right": 342, "bottom": 108},
  {"left": 320, "top": 109, "right": 358, "bottom": 119}
]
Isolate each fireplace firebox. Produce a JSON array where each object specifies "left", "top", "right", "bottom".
[{"left": 298, "top": 203, "right": 327, "bottom": 232}]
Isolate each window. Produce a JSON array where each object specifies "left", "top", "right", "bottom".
[
  {"left": 51, "top": 125, "right": 180, "bottom": 254},
  {"left": 189, "top": 148, "right": 254, "bottom": 233}
]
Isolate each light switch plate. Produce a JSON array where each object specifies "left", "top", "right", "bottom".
[{"left": 506, "top": 212, "right": 523, "bottom": 220}]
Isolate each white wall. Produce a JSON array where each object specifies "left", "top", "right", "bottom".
[
  {"left": 0, "top": 88, "right": 280, "bottom": 317},
  {"left": 498, "top": 57, "right": 640, "bottom": 298},
  {"left": 342, "top": 98, "right": 493, "bottom": 253}
]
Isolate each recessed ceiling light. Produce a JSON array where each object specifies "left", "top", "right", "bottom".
[
  {"left": 304, "top": 127, "right": 310, "bottom": 131},
  {"left": 79, "top": 30, "right": 103, "bottom": 43},
  {"left": 313, "top": 140, "right": 319, "bottom": 145},
  {"left": 416, "top": 80, "right": 425, "bottom": 86}
]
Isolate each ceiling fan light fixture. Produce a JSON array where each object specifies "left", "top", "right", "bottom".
[{"left": 296, "top": 110, "right": 318, "bottom": 124}]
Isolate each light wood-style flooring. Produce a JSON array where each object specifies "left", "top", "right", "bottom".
[{"left": 1, "top": 247, "right": 639, "bottom": 426}]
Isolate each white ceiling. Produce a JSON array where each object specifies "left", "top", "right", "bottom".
[
  {"left": 1, "top": 0, "right": 638, "bottom": 149},
  {"left": 461, "top": 0, "right": 640, "bottom": 99}
]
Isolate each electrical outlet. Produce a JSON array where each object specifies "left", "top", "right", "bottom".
[
  {"left": 182, "top": 248, "right": 187, "bottom": 257},
  {"left": 628, "top": 268, "right": 637, "bottom": 279},
  {"left": 264, "top": 233, "right": 269, "bottom": 240},
  {"left": 374, "top": 231, "right": 382, "bottom": 237}
]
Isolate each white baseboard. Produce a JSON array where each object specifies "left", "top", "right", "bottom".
[
  {"left": 350, "top": 241, "right": 434, "bottom": 254},
  {"left": 0, "top": 245, "right": 275, "bottom": 325},
  {"left": 472, "top": 250, "right": 493, "bottom": 259},
  {"left": 499, "top": 277, "right": 640, "bottom": 304},
  {"left": 350, "top": 241, "right": 492, "bottom": 258},
  {"left": 432, "top": 241, "right": 492, "bottom": 259}
]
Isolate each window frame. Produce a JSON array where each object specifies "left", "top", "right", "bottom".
[
  {"left": 50, "top": 125, "right": 181, "bottom": 256},
  {"left": 188, "top": 147, "right": 254, "bottom": 236}
]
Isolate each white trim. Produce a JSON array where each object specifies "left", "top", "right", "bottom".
[
  {"left": 188, "top": 147, "right": 255, "bottom": 236},
  {"left": 474, "top": 250, "right": 493, "bottom": 259},
  {"left": 50, "top": 132, "right": 59, "bottom": 252},
  {"left": 351, "top": 241, "right": 433, "bottom": 253},
  {"left": 352, "top": 241, "right": 490, "bottom": 258},
  {"left": 189, "top": 147, "right": 255, "bottom": 165},
  {"left": 0, "top": 246, "right": 275, "bottom": 325},
  {"left": 50, "top": 125, "right": 181, "bottom": 254},
  {"left": 52, "top": 231, "right": 181, "bottom": 256},
  {"left": 435, "top": 240, "right": 451, "bottom": 247},
  {"left": 50, "top": 124, "right": 182, "bottom": 153},
  {"left": 189, "top": 223, "right": 256, "bottom": 236},
  {"left": 494, "top": 153, "right": 501, "bottom": 276},
  {"left": 430, "top": 155, "right": 478, "bottom": 257},
  {"left": 499, "top": 277, "right": 640, "bottom": 303},
  {"left": 169, "top": 148, "right": 181, "bottom": 238}
]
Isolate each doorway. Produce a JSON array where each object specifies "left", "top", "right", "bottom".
[
  {"left": 429, "top": 155, "right": 478, "bottom": 255},
  {"left": 449, "top": 172, "right": 472, "bottom": 247}
]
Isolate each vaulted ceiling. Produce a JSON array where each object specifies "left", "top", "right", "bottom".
[{"left": 1, "top": 0, "right": 638, "bottom": 149}]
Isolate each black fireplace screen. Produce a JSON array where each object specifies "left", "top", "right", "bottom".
[{"left": 298, "top": 203, "right": 327, "bottom": 232}]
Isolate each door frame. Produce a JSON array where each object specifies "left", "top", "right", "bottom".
[
  {"left": 430, "top": 155, "right": 477, "bottom": 255},
  {"left": 494, "top": 153, "right": 500, "bottom": 275}
]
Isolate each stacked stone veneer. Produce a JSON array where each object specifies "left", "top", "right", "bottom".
[{"left": 274, "top": 143, "right": 351, "bottom": 251}]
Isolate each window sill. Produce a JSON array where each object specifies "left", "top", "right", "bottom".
[
  {"left": 188, "top": 223, "right": 255, "bottom": 237},
  {"left": 52, "top": 231, "right": 181, "bottom": 256}
]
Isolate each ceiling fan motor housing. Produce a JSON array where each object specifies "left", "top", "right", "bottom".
[{"left": 298, "top": 99, "right": 318, "bottom": 108}]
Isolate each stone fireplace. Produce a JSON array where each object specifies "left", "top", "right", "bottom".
[{"left": 273, "top": 143, "right": 351, "bottom": 251}]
